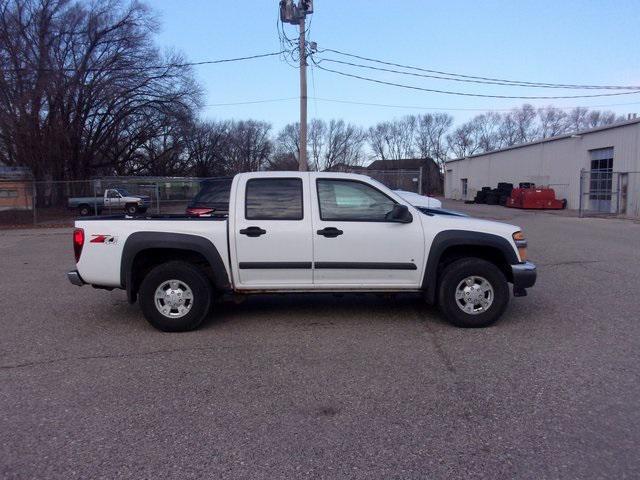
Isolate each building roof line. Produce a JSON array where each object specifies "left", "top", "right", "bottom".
[{"left": 446, "top": 117, "right": 640, "bottom": 164}]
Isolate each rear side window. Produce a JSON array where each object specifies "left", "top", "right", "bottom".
[
  {"left": 193, "top": 179, "right": 232, "bottom": 208},
  {"left": 245, "top": 178, "right": 303, "bottom": 220}
]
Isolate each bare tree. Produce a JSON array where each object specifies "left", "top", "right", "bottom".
[
  {"left": 538, "top": 106, "right": 568, "bottom": 138},
  {"left": 308, "top": 118, "right": 327, "bottom": 170},
  {"left": 222, "top": 120, "right": 272, "bottom": 173},
  {"left": 274, "top": 119, "right": 365, "bottom": 171},
  {"left": 0, "top": 0, "right": 201, "bottom": 182},
  {"left": 447, "top": 123, "right": 481, "bottom": 158},
  {"left": 472, "top": 112, "right": 503, "bottom": 152},
  {"left": 414, "top": 113, "right": 453, "bottom": 169},
  {"left": 322, "top": 119, "right": 366, "bottom": 170},
  {"left": 368, "top": 116, "right": 416, "bottom": 160},
  {"left": 184, "top": 120, "right": 230, "bottom": 177}
]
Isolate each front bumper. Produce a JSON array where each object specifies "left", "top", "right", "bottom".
[
  {"left": 511, "top": 261, "right": 537, "bottom": 289},
  {"left": 67, "top": 270, "right": 85, "bottom": 286}
]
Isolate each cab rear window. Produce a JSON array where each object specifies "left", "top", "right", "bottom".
[{"left": 192, "top": 179, "right": 232, "bottom": 209}]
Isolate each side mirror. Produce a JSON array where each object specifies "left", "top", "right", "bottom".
[{"left": 386, "top": 204, "right": 413, "bottom": 223}]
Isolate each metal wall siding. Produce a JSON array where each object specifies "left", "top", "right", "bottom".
[{"left": 445, "top": 123, "right": 640, "bottom": 214}]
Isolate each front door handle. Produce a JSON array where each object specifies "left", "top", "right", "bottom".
[
  {"left": 240, "top": 226, "right": 267, "bottom": 237},
  {"left": 317, "top": 227, "right": 343, "bottom": 238}
]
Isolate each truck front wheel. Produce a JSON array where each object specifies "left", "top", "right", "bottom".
[
  {"left": 139, "top": 261, "right": 213, "bottom": 332},
  {"left": 125, "top": 204, "right": 138, "bottom": 215},
  {"left": 437, "top": 258, "right": 509, "bottom": 328}
]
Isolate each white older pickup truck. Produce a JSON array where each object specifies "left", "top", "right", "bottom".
[{"left": 67, "top": 172, "right": 536, "bottom": 332}]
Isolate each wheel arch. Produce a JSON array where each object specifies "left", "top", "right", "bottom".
[
  {"left": 121, "top": 232, "right": 230, "bottom": 303},
  {"left": 422, "top": 230, "right": 518, "bottom": 304}
]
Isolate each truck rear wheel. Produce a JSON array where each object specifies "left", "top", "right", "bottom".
[
  {"left": 78, "top": 204, "right": 92, "bottom": 216},
  {"left": 139, "top": 261, "right": 212, "bottom": 332},
  {"left": 437, "top": 258, "right": 509, "bottom": 328}
]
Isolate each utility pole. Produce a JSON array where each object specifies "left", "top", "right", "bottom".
[
  {"left": 298, "top": 13, "right": 308, "bottom": 171},
  {"left": 280, "top": 0, "right": 313, "bottom": 171}
]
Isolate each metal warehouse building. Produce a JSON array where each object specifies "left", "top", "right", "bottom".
[{"left": 444, "top": 118, "right": 640, "bottom": 217}]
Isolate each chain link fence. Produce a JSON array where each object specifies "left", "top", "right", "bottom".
[
  {"left": 0, "top": 170, "right": 429, "bottom": 229},
  {"left": 336, "top": 169, "right": 424, "bottom": 194},
  {"left": 0, "top": 177, "right": 211, "bottom": 228},
  {"left": 579, "top": 170, "right": 640, "bottom": 218}
]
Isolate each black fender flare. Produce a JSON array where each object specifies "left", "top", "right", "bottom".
[
  {"left": 422, "top": 230, "right": 518, "bottom": 304},
  {"left": 121, "top": 232, "right": 230, "bottom": 302}
]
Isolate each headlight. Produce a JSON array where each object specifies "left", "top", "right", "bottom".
[{"left": 513, "top": 231, "right": 528, "bottom": 261}]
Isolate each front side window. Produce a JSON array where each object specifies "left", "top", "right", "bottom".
[
  {"left": 317, "top": 179, "right": 397, "bottom": 221},
  {"left": 245, "top": 178, "right": 303, "bottom": 220}
]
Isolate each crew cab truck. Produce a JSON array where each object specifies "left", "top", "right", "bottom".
[
  {"left": 67, "top": 172, "right": 536, "bottom": 332},
  {"left": 68, "top": 188, "right": 151, "bottom": 216}
]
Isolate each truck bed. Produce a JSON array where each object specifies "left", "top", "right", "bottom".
[{"left": 74, "top": 215, "right": 230, "bottom": 288}]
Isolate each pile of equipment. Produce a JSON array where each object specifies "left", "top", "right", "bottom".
[
  {"left": 473, "top": 183, "right": 513, "bottom": 206},
  {"left": 506, "top": 184, "right": 567, "bottom": 210},
  {"left": 472, "top": 182, "right": 567, "bottom": 210}
]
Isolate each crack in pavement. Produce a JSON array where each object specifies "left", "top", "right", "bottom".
[
  {"left": 0, "top": 344, "right": 232, "bottom": 371},
  {"left": 538, "top": 260, "right": 602, "bottom": 268}
]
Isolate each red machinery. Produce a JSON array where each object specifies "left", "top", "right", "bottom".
[{"left": 506, "top": 186, "right": 567, "bottom": 210}]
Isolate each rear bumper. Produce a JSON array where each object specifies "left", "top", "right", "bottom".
[
  {"left": 511, "top": 261, "right": 537, "bottom": 289},
  {"left": 67, "top": 270, "right": 85, "bottom": 286}
]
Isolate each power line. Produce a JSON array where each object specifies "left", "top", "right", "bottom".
[
  {"left": 319, "top": 47, "right": 640, "bottom": 91},
  {"left": 202, "top": 96, "right": 640, "bottom": 112},
  {"left": 204, "top": 97, "right": 298, "bottom": 107},
  {"left": 317, "top": 57, "right": 640, "bottom": 91},
  {"left": 312, "top": 61, "right": 640, "bottom": 100},
  {"left": 1, "top": 51, "right": 285, "bottom": 73}
]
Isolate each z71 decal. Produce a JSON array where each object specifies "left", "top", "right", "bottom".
[{"left": 90, "top": 234, "right": 118, "bottom": 245}]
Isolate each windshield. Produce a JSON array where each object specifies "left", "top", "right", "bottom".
[{"left": 115, "top": 188, "right": 130, "bottom": 196}]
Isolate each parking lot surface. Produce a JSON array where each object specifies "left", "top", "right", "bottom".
[{"left": 1, "top": 202, "right": 640, "bottom": 479}]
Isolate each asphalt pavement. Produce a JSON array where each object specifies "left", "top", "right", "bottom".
[{"left": 1, "top": 202, "right": 639, "bottom": 479}]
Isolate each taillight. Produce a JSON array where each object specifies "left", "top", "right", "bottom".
[
  {"left": 73, "top": 228, "right": 84, "bottom": 262},
  {"left": 187, "top": 207, "right": 213, "bottom": 217}
]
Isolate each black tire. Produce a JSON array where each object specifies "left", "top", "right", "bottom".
[
  {"left": 125, "top": 203, "right": 138, "bottom": 215},
  {"left": 139, "top": 261, "right": 213, "bottom": 332},
  {"left": 437, "top": 258, "right": 509, "bottom": 328},
  {"left": 78, "top": 204, "right": 92, "bottom": 216}
]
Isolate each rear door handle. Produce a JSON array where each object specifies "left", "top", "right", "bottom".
[
  {"left": 240, "top": 226, "right": 267, "bottom": 237},
  {"left": 317, "top": 227, "right": 343, "bottom": 238}
]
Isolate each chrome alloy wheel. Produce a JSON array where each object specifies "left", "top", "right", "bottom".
[
  {"left": 455, "top": 276, "right": 494, "bottom": 315},
  {"left": 154, "top": 280, "right": 194, "bottom": 318}
]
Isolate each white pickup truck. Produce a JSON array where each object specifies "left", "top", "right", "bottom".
[
  {"left": 68, "top": 188, "right": 151, "bottom": 216},
  {"left": 67, "top": 172, "right": 536, "bottom": 331}
]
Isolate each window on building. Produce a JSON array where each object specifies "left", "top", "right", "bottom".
[
  {"left": 589, "top": 148, "right": 614, "bottom": 201},
  {"left": 317, "top": 179, "right": 397, "bottom": 221},
  {"left": 461, "top": 178, "right": 468, "bottom": 197},
  {"left": 245, "top": 178, "right": 303, "bottom": 220},
  {"left": 0, "top": 189, "right": 18, "bottom": 198}
]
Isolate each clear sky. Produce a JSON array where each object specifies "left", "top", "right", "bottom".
[{"left": 152, "top": 0, "right": 640, "bottom": 131}]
